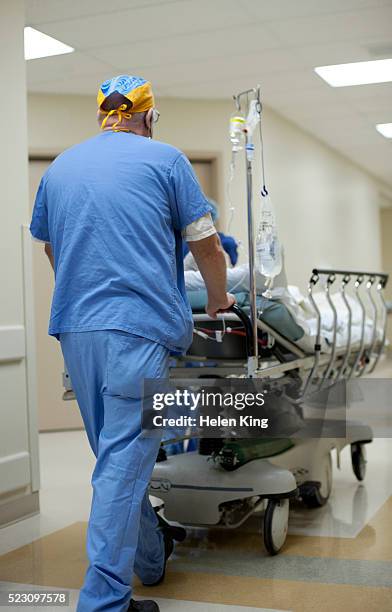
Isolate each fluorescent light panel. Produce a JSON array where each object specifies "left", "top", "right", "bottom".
[
  {"left": 24, "top": 26, "right": 74, "bottom": 60},
  {"left": 376, "top": 123, "right": 392, "bottom": 138},
  {"left": 315, "top": 58, "right": 392, "bottom": 87}
]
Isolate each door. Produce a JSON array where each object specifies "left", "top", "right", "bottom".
[
  {"left": 191, "top": 160, "right": 214, "bottom": 199},
  {"left": 29, "top": 159, "right": 83, "bottom": 431},
  {"left": 190, "top": 159, "right": 220, "bottom": 225},
  {"left": 380, "top": 207, "right": 392, "bottom": 344}
]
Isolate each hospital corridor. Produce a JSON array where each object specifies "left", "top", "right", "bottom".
[{"left": 1, "top": 1, "right": 392, "bottom": 612}]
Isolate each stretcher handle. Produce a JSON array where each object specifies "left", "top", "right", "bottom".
[
  {"left": 313, "top": 268, "right": 389, "bottom": 283},
  {"left": 228, "top": 304, "right": 255, "bottom": 357}
]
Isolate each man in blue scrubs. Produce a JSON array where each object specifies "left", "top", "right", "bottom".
[{"left": 30, "top": 75, "right": 234, "bottom": 612}]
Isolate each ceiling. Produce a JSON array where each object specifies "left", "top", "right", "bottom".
[{"left": 25, "top": 0, "right": 392, "bottom": 188}]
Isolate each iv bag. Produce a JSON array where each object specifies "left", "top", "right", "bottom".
[
  {"left": 229, "top": 114, "right": 245, "bottom": 152},
  {"left": 255, "top": 194, "right": 282, "bottom": 297},
  {"left": 246, "top": 99, "right": 261, "bottom": 138}
]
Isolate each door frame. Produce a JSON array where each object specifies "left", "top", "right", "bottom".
[{"left": 185, "top": 150, "right": 223, "bottom": 229}]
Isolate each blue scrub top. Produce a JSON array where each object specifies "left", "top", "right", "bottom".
[{"left": 30, "top": 131, "right": 211, "bottom": 353}]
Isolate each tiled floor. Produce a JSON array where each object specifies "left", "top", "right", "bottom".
[{"left": 1, "top": 356, "right": 391, "bottom": 611}]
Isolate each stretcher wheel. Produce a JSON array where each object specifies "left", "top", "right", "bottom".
[
  {"left": 220, "top": 448, "right": 238, "bottom": 471},
  {"left": 302, "top": 452, "right": 332, "bottom": 508},
  {"left": 351, "top": 443, "right": 367, "bottom": 481},
  {"left": 263, "top": 498, "right": 289, "bottom": 555}
]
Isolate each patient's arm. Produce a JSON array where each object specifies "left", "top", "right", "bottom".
[
  {"left": 188, "top": 234, "right": 235, "bottom": 319},
  {"left": 44, "top": 243, "right": 54, "bottom": 270}
]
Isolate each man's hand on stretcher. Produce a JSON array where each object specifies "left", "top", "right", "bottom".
[
  {"left": 206, "top": 292, "right": 236, "bottom": 319},
  {"left": 188, "top": 233, "right": 236, "bottom": 320}
]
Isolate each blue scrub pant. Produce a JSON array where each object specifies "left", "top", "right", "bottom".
[{"left": 60, "top": 331, "right": 168, "bottom": 612}]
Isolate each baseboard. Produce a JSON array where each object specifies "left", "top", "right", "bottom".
[{"left": 0, "top": 491, "right": 39, "bottom": 528}]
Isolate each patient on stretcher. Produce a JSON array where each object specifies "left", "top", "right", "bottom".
[{"left": 185, "top": 251, "right": 380, "bottom": 353}]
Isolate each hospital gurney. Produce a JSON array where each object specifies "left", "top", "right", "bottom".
[
  {"left": 151, "top": 267, "right": 388, "bottom": 554},
  {"left": 150, "top": 85, "right": 389, "bottom": 555}
]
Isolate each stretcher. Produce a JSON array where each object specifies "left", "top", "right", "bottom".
[
  {"left": 151, "top": 267, "right": 388, "bottom": 554},
  {"left": 150, "top": 84, "right": 389, "bottom": 555}
]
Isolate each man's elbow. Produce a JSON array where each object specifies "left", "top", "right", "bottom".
[{"left": 189, "top": 234, "right": 225, "bottom": 262}]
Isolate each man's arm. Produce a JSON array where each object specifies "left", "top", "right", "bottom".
[
  {"left": 44, "top": 243, "right": 54, "bottom": 270},
  {"left": 188, "top": 234, "right": 235, "bottom": 319}
]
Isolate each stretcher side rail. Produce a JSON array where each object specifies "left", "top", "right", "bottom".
[
  {"left": 187, "top": 268, "right": 389, "bottom": 400},
  {"left": 306, "top": 268, "right": 389, "bottom": 393}
]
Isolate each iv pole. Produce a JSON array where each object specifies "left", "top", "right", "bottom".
[{"left": 233, "top": 86, "right": 261, "bottom": 377}]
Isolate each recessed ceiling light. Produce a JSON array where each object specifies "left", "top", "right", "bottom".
[
  {"left": 376, "top": 123, "right": 392, "bottom": 138},
  {"left": 315, "top": 58, "right": 392, "bottom": 87},
  {"left": 24, "top": 26, "right": 74, "bottom": 60}
]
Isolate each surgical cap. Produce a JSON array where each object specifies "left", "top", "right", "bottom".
[{"left": 97, "top": 75, "right": 154, "bottom": 113}]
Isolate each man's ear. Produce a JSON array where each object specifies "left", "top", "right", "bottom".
[{"left": 145, "top": 108, "right": 154, "bottom": 134}]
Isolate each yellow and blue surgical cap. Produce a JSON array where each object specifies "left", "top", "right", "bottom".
[{"left": 97, "top": 75, "right": 155, "bottom": 130}]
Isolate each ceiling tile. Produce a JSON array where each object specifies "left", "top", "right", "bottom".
[
  {"left": 333, "top": 82, "right": 392, "bottom": 101},
  {"left": 28, "top": 0, "right": 254, "bottom": 50},
  {"left": 111, "top": 50, "right": 306, "bottom": 92},
  {"left": 239, "top": 0, "right": 392, "bottom": 22},
  {"left": 288, "top": 41, "right": 384, "bottom": 69},
  {"left": 264, "top": 85, "right": 344, "bottom": 112},
  {"left": 26, "top": 52, "right": 117, "bottom": 84},
  {"left": 87, "top": 23, "right": 279, "bottom": 69},
  {"left": 25, "top": 0, "right": 176, "bottom": 24},
  {"left": 265, "top": 6, "right": 392, "bottom": 45},
  {"left": 162, "top": 77, "right": 261, "bottom": 100}
]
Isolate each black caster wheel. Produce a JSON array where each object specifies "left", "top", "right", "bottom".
[
  {"left": 351, "top": 442, "right": 367, "bottom": 481},
  {"left": 170, "top": 525, "right": 187, "bottom": 542},
  {"left": 302, "top": 452, "right": 332, "bottom": 508},
  {"left": 263, "top": 498, "right": 289, "bottom": 555},
  {"left": 155, "top": 510, "right": 187, "bottom": 542},
  {"left": 220, "top": 448, "right": 239, "bottom": 471},
  {"left": 156, "top": 447, "right": 167, "bottom": 462}
]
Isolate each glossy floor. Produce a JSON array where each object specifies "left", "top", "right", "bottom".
[{"left": 1, "top": 387, "right": 392, "bottom": 610}]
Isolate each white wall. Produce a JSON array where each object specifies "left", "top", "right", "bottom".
[
  {"left": 28, "top": 93, "right": 384, "bottom": 290},
  {"left": 0, "top": 0, "right": 40, "bottom": 525}
]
